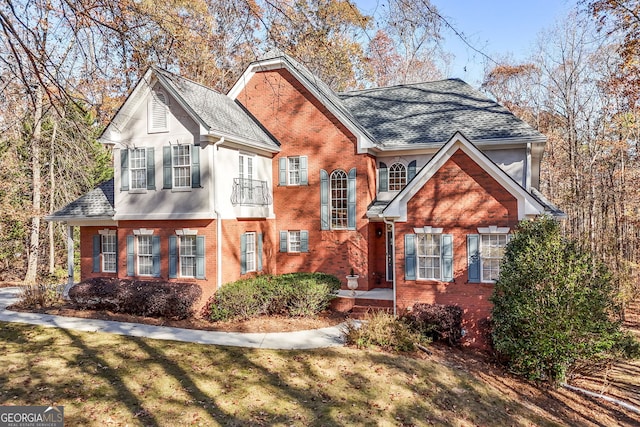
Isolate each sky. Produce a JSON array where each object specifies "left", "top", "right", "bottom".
[{"left": 355, "top": 0, "right": 577, "bottom": 87}]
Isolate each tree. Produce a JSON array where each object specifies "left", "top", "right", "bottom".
[{"left": 491, "top": 216, "right": 639, "bottom": 384}]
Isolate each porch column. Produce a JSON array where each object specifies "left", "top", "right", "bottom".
[{"left": 63, "top": 224, "right": 74, "bottom": 298}]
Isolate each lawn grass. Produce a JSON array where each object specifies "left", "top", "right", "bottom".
[{"left": 0, "top": 322, "right": 560, "bottom": 426}]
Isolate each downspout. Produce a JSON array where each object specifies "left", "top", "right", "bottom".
[
  {"left": 382, "top": 216, "right": 397, "bottom": 317},
  {"left": 212, "top": 137, "right": 225, "bottom": 289}
]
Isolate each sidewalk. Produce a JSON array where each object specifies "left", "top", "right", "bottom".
[{"left": 0, "top": 287, "right": 346, "bottom": 350}]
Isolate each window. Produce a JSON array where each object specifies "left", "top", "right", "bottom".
[
  {"left": 179, "top": 235, "right": 197, "bottom": 278},
  {"left": 320, "top": 168, "right": 356, "bottom": 230},
  {"left": 148, "top": 91, "right": 168, "bottom": 133},
  {"left": 239, "top": 153, "right": 254, "bottom": 200},
  {"left": 480, "top": 234, "right": 509, "bottom": 282},
  {"left": 137, "top": 235, "right": 153, "bottom": 276},
  {"left": 417, "top": 234, "right": 441, "bottom": 280},
  {"left": 245, "top": 232, "right": 256, "bottom": 273},
  {"left": 405, "top": 230, "right": 452, "bottom": 281},
  {"left": 279, "top": 156, "right": 308, "bottom": 186},
  {"left": 330, "top": 170, "right": 348, "bottom": 229},
  {"left": 241, "top": 232, "right": 263, "bottom": 274},
  {"left": 173, "top": 145, "right": 191, "bottom": 188},
  {"left": 130, "top": 148, "right": 147, "bottom": 190},
  {"left": 101, "top": 234, "right": 117, "bottom": 273},
  {"left": 93, "top": 230, "right": 116, "bottom": 274},
  {"left": 388, "top": 163, "right": 407, "bottom": 191},
  {"left": 288, "top": 157, "right": 300, "bottom": 185},
  {"left": 279, "top": 230, "right": 309, "bottom": 253}
]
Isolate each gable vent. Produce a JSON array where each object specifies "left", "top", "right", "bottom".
[{"left": 150, "top": 92, "right": 168, "bottom": 131}]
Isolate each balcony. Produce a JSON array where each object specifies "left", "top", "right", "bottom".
[{"left": 231, "top": 178, "right": 273, "bottom": 206}]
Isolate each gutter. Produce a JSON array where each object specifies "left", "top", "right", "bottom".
[
  {"left": 213, "top": 137, "right": 225, "bottom": 289},
  {"left": 382, "top": 216, "right": 397, "bottom": 317}
]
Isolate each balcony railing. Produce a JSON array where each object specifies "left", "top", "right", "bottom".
[{"left": 231, "top": 178, "right": 273, "bottom": 206}]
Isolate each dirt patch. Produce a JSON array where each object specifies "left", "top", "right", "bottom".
[{"left": 11, "top": 302, "right": 348, "bottom": 333}]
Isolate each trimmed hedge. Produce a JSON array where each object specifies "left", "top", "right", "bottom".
[
  {"left": 69, "top": 278, "right": 202, "bottom": 319},
  {"left": 202, "top": 273, "right": 341, "bottom": 321},
  {"left": 402, "top": 303, "right": 463, "bottom": 346}
]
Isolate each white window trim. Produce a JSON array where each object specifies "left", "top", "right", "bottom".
[
  {"left": 287, "top": 156, "right": 301, "bottom": 186},
  {"left": 129, "top": 147, "right": 147, "bottom": 192},
  {"left": 178, "top": 234, "right": 197, "bottom": 278},
  {"left": 245, "top": 232, "right": 257, "bottom": 273},
  {"left": 288, "top": 230, "right": 301, "bottom": 253},
  {"left": 330, "top": 169, "right": 348, "bottom": 230},
  {"left": 479, "top": 233, "right": 510, "bottom": 283},
  {"left": 101, "top": 233, "right": 117, "bottom": 273},
  {"left": 148, "top": 90, "right": 169, "bottom": 133},
  {"left": 172, "top": 144, "right": 192, "bottom": 189},
  {"left": 416, "top": 233, "right": 442, "bottom": 281},
  {"left": 133, "top": 228, "right": 154, "bottom": 236},
  {"left": 388, "top": 162, "right": 407, "bottom": 192},
  {"left": 136, "top": 234, "right": 154, "bottom": 277}
]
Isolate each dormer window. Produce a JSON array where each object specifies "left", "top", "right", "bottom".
[
  {"left": 388, "top": 163, "right": 407, "bottom": 191},
  {"left": 148, "top": 90, "right": 169, "bottom": 133}
]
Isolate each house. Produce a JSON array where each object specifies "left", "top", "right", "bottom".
[{"left": 47, "top": 53, "right": 562, "bottom": 347}]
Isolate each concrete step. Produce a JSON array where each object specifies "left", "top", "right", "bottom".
[{"left": 350, "top": 305, "right": 393, "bottom": 319}]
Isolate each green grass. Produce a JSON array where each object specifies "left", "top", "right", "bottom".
[{"left": 0, "top": 321, "right": 560, "bottom": 426}]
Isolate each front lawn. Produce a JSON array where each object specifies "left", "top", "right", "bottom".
[{"left": 2, "top": 322, "right": 637, "bottom": 426}]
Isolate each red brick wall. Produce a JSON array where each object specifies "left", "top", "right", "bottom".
[
  {"left": 394, "top": 149, "right": 520, "bottom": 348},
  {"left": 79, "top": 219, "right": 276, "bottom": 305},
  {"left": 237, "top": 68, "right": 377, "bottom": 288}
]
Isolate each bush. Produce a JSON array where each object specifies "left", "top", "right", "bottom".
[
  {"left": 403, "top": 303, "right": 463, "bottom": 346},
  {"left": 69, "top": 278, "right": 202, "bottom": 319},
  {"left": 15, "top": 283, "right": 64, "bottom": 309},
  {"left": 490, "top": 216, "right": 640, "bottom": 384},
  {"left": 203, "top": 272, "right": 341, "bottom": 321},
  {"left": 343, "top": 311, "right": 427, "bottom": 352}
]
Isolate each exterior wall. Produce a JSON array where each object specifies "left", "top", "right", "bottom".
[
  {"left": 79, "top": 218, "right": 276, "bottom": 305},
  {"left": 236, "top": 68, "right": 377, "bottom": 289},
  {"left": 114, "top": 83, "right": 213, "bottom": 219},
  {"left": 394, "top": 149, "right": 520, "bottom": 348}
]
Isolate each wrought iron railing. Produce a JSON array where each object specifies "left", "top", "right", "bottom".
[{"left": 231, "top": 178, "right": 273, "bottom": 206}]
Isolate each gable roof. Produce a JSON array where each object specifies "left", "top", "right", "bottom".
[
  {"left": 381, "top": 132, "right": 548, "bottom": 221},
  {"left": 339, "top": 79, "right": 546, "bottom": 147},
  {"left": 100, "top": 68, "right": 278, "bottom": 151},
  {"left": 153, "top": 68, "right": 278, "bottom": 149},
  {"left": 46, "top": 179, "right": 115, "bottom": 221},
  {"left": 228, "top": 52, "right": 377, "bottom": 152}
]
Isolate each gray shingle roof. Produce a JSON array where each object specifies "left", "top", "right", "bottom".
[
  {"left": 339, "top": 79, "right": 544, "bottom": 146},
  {"left": 155, "top": 68, "right": 278, "bottom": 148},
  {"left": 530, "top": 188, "right": 566, "bottom": 218},
  {"left": 47, "top": 179, "right": 115, "bottom": 220}
]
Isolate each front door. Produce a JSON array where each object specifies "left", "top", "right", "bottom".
[{"left": 386, "top": 224, "right": 394, "bottom": 281}]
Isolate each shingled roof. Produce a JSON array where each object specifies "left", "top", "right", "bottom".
[
  {"left": 154, "top": 68, "right": 278, "bottom": 148},
  {"left": 339, "top": 79, "right": 545, "bottom": 147},
  {"left": 46, "top": 179, "right": 115, "bottom": 221}
]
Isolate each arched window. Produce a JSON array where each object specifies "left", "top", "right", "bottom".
[
  {"left": 388, "top": 163, "right": 406, "bottom": 191},
  {"left": 330, "top": 170, "right": 348, "bottom": 229}
]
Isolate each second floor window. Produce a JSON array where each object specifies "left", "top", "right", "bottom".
[
  {"left": 320, "top": 168, "right": 356, "bottom": 230},
  {"left": 278, "top": 156, "right": 308, "bottom": 186},
  {"left": 389, "top": 163, "right": 407, "bottom": 191},
  {"left": 173, "top": 145, "right": 191, "bottom": 188},
  {"left": 130, "top": 148, "right": 147, "bottom": 190},
  {"left": 330, "top": 170, "right": 348, "bottom": 229}
]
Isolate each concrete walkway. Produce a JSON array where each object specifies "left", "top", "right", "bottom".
[{"left": 0, "top": 287, "right": 346, "bottom": 350}]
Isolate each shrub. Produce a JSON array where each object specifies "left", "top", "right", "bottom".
[
  {"left": 490, "top": 216, "right": 640, "bottom": 384},
  {"left": 15, "top": 283, "right": 64, "bottom": 309},
  {"left": 403, "top": 303, "right": 463, "bottom": 346},
  {"left": 69, "top": 278, "right": 202, "bottom": 319},
  {"left": 203, "top": 272, "right": 341, "bottom": 321},
  {"left": 343, "top": 311, "right": 427, "bottom": 352}
]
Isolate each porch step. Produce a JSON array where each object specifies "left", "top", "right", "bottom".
[{"left": 350, "top": 305, "right": 393, "bottom": 319}]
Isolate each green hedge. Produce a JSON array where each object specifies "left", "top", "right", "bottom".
[{"left": 203, "top": 273, "right": 341, "bottom": 321}]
